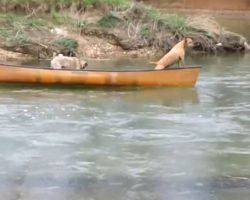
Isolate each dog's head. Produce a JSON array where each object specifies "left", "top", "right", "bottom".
[
  {"left": 184, "top": 38, "right": 194, "bottom": 48},
  {"left": 80, "top": 59, "right": 88, "bottom": 69}
]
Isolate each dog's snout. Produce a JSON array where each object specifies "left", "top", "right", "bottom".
[
  {"left": 188, "top": 40, "right": 194, "bottom": 47},
  {"left": 189, "top": 42, "right": 194, "bottom": 47}
]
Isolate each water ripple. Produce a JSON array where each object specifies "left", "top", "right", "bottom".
[{"left": 0, "top": 55, "right": 250, "bottom": 199}]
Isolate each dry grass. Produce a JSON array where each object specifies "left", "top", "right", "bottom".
[
  {"left": 106, "top": 3, "right": 248, "bottom": 52},
  {"left": 103, "top": 3, "right": 245, "bottom": 52},
  {"left": 0, "top": 1, "right": 247, "bottom": 58},
  {"left": 187, "top": 15, "right": 222, "bottom": 38},
  {"left": 0, "top": 0, "right": 132, "bottom": 13}
]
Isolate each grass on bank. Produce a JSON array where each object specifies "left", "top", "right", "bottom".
[
  {"left": 0, "top": 0, "right": 246, "bottom": 56},
  {"left": 96, "top": 3, "right": 246, "bottom": 52},
  {"left": 0, "top": 0, "right": 132, "bottom": 12},
  {"left": 0, "top": 13, "right": 49, "bottom": 46},
  {"left": 93, "top": 3, "right": 225, "bottom": 51},
  {"left": 0, "top": 12, "right": 79, "bottom": 56}
]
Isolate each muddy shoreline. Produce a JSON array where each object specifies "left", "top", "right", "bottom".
[{"left": 0, "top": 2, "right": 249, "bottom": 62}]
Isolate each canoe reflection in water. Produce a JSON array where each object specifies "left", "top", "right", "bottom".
[
  {"left": 125, "top": 87, "right": 199, "bottom": 106},
  {"left": 0, "top": 85, "right": 199, "bottom": 107}
]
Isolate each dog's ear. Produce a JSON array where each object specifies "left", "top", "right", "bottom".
[
  {"left": 184, "top": 37, "right": 188, "bottom": 43},
  {"left": 183, "top": 37, "right": 188, "bottom": 47}
]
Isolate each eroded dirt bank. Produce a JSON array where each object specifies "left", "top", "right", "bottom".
[{"left": 0, "top": 2, "right": 249, "bottom": 62}]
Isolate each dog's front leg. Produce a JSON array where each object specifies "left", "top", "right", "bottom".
[
  {"left": 179, "top": 56, "right": 185, "bottom": 68},
  {"left": 178, "top": 57, "right": 182, "bottom": 68}
]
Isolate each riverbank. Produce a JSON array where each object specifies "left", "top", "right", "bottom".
[{"left": 0, "top": 1, "right": 249, "bottom": 62}]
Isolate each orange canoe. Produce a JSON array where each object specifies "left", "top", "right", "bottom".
[{"left": 0, "top": 63, "right": 200, "bottom": 87}]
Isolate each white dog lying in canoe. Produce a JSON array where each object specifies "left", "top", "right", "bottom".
[{"left": 50, "top": 53, "right": 88, "bottom": 70}]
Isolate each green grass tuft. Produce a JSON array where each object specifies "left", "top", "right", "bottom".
[
  {"left": 52, "top": 37, "right": 78, "bottom": 49},
  {"left": 145, "top": 7, "right": 194, "bottom": 33},
  {"left": 51, "top": 12, "right": 72, "bottom": 25},
  {"left": 83, "top": 0, "right": 131, "bottom": 8},
  {"left": 0, "top": 0, "right": 132, "bottom": 12},
  {"left": 98, "top": 15, "right": 119, "bottom": 27}
]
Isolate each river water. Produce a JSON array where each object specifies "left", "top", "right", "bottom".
[
  {"left": 0, "top": 53, "right": 250, "bottom": 200},
  {"left": 216, "top": 17, "right": 250, "bottom": 41}
]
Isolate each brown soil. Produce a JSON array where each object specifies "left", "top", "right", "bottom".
[
  {"left": 0, "top": 48, "right": 33, "bottom": 62},
  {"left": 0, "top": 4, "right": 249, "bottom": 62}
]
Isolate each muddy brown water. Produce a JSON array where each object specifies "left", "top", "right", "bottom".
[{"left": 0, "top": 52, "right": 250, "bottom": 200}]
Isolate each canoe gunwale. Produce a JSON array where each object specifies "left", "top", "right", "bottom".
[{"left": 0, "top": 62, "right": 201, "bottom": 72}]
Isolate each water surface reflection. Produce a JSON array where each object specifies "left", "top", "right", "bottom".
[{"left": 0, "top": 54, "right": 250, "bottom": 200}]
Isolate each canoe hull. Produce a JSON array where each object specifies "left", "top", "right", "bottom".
[{"left": 0, "top": 64, "right": 200, "bottom": 87}]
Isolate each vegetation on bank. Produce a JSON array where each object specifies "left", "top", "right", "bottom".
[
  {"left": 0, "top": 0, "right": 132, "bottom": 12},
  {"left": 0, "top": 0, "right": 248, "bottom": 59}
]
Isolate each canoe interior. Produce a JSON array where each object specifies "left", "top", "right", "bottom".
[{"left": 0, "top": 63, "right": 200, "bottom": 72}]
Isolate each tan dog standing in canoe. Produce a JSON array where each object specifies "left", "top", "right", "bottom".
[
  {"left": 150, "top": 38, "right": 194, "bottom": 70},
  {"left": 51, "top": 53, "right": 88, "bottom": 70}
]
